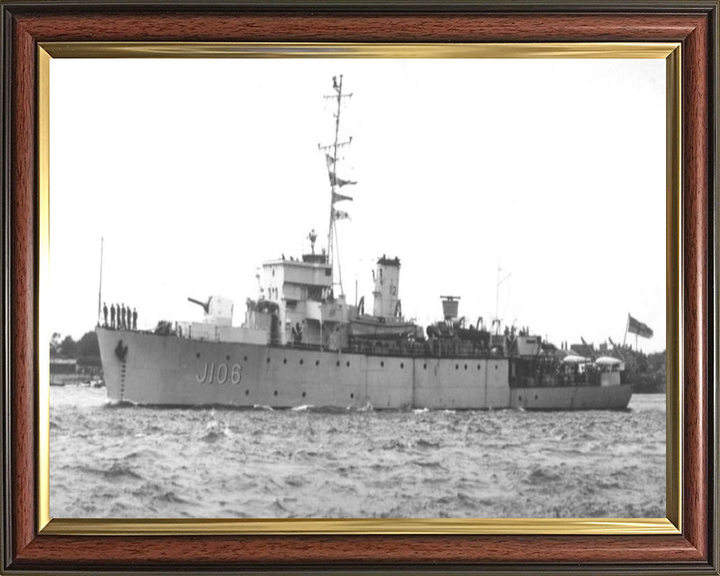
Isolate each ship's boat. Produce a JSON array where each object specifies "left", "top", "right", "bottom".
[
  {"left": 95, "top": 77, "right": 633, "bottom": 411},
  {"left": 348, "top": 257, "right": 419, "bottom": 340}
]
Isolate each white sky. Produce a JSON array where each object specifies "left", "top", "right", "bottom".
[{"left": 49, "top": 58, "right": 666, "bottom": 352}]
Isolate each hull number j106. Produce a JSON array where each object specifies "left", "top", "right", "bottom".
[{"left": 196, "top": 362, "right": 242, "bottom": 385}]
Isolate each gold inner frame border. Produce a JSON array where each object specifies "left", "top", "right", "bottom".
[{"left": 36, "top": 41, "right": 682, "bottom": 536}]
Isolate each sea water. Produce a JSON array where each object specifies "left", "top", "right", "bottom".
[{"left": 50, "top": 386, "right": 665, "bottom": 518}]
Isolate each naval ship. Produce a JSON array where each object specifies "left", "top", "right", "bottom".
[{"left": 96, "top": 77, "right": 633, "bottom": 411}]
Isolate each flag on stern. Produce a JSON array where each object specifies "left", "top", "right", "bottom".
[{"left": 627, "top": 314, "right": 653, "bottom": 338}]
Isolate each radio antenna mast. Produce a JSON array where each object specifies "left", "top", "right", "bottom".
[{"left": 318, "top": 75, "right": 354, "bottom": 296}]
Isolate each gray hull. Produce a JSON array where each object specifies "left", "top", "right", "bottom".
[{"left": 97, "top": 328, "right": 633, "bottom": 410}]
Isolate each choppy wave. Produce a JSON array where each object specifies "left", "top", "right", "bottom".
[{"left": 50, "top": 387, "right": 665, "bottom": 519}]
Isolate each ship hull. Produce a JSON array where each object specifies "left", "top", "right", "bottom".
[{"left": 97, "top": 328, "right": 633, "bottom": 410}]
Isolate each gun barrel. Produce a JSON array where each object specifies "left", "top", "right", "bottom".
[
  {"left": 608, "top": 337, "right": 626, "bottom": 361},
  {"left": 187, "top": 297, "right": 210, "bottom": 314}
]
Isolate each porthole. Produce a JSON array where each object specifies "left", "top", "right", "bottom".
[
  {"left": 464, "top": 364, "right": 468, "bottom": 370},
  {"left": 274, "top": 391, "right": 278, "bottom": 396},
  {"left": 196, "top": 352, "right": 201, "bottom": 359},
  {"left": 455, "top": 364, "right": 459, "bottom": 370},
  {"left": 245, "top": 389, "right": 249, "bottom": 396},
  {"left": 477, "top": 364, "right": 481, "bottom": 370},
  {"left": 283, "top": 358, "right": 287, "bottom": 364},
  {"left": 300, "top": 359, "right": 304, "bottom": 365},
  {"left": 266, "top": 358, "right": 270, "bottom": 364},
  {"left": 519, "top": 395, "right": 522, "bottom": 401},
  {"left": 315, "top": 360, "right": 319, "bottom": 366},
  {"left": 244, "top": 356, "right": 248, "bottom": 362},
  {"left": 336, "top": 360, "right": 340, "bottom": 367},
  {"left": 350, "top": 393, "right": 354, "bottom": 399},
  {"left": 226, "top": 355, "right": 230, "bottom": 361},
  {"left": 302, "top": 392, "right": 306, "bottom": 398},
  {"left": 346, "top": 361, "right": 350, "bottom": 367},
  {"left": 381, "top": 361, "right": 385, "bottom": 367},
  {"left": 495, "top": 364, "right": 498, "bottom": 370},
  {"left": 535, "top": 395, "right": 538, "bottom": 400},
  {"left": 423, "top": 363, "right": 427, "bottom": 369},
  {"left": 400, "top": 363, "right": 404, "bottom": 369}
]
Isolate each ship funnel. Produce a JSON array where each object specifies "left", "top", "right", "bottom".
[
  {"left": 440, "top": 295, "right": 461, "bottom": 320},
  {"left": 372, "top": 256, "right": 401, "bottom": 317}
]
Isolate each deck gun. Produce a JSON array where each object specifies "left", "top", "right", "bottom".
[
  {"left": 608, "top": 337, "right": 627, "bottom": 362},
  {"left": 187, "top": 297, "right": 211, "bottom": 314},
  {"left": 580, "top": 336, "right": 596, "bottom": 361}
]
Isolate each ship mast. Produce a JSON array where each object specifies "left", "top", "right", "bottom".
[{"left": 319, "top": 75, "right": 353, "bottom": 296}]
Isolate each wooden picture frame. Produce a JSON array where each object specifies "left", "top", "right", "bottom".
[{"left": 1, "top": 1, "right": 717, "bottom": 573}]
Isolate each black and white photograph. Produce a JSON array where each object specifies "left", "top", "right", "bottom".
[{"left": 48, "top": 57, "right": 666, "bottom": 519}]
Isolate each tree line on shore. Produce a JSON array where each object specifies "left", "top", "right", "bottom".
[{"left": 50, "top": 331, "right": 100, "bottom": 368}]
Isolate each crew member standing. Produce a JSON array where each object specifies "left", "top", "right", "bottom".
[
  {"left": 132, "top": 307, "right": 138, "bottom": 331},
  {"left": 121, "top": 303, "right": 126, "bottom": 330},
  {"left": 103, "top": 302, "right": 108, "bottom": 327},
  {"left": 110, "top": 303, "right": 116, "bottom": 328}
]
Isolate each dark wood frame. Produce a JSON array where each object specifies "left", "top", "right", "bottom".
[{"left": 1, "top": 1, "right": 717, "bottom": 573}]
